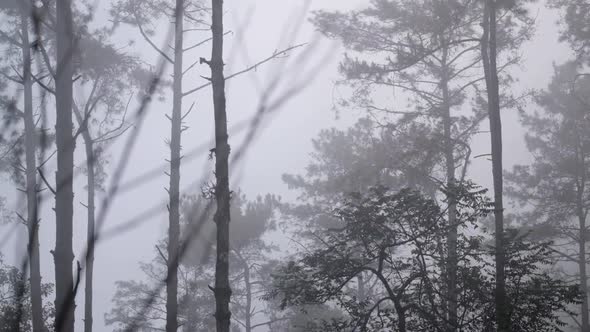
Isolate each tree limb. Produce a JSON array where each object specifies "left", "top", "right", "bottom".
[
  {"left": 135, "top": 14, "right": 174, "bottom": 64},
  {"left": 182, "top": 43, "right": 306, "bottom": 97},
  {"left": 38, "top": 168, "right": 56, "bottom": 195}
]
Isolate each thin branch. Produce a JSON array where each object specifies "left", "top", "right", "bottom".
[
  {"left": 0, "top": 70, "right": 23, "bottom": 84},
  {"left": 183, "top": 30, "right": 231, "bottom": 52},
  {"left": 94, "top": 93, "right": 134, "bottom": 143},
  {"left": 182, "top": 43, "right": 307, "bottom": 97},
  {"left": 94, "top": 125, "right": 133, "bottom": 144},
  {"left": 38, "top": 149, "right": 57, "bottom": 169},
  {"left": 0, "top": 132, "right": 24, "bottom": 162},
  {"left": 0, "top": 29, "right": 23, "bottom": 47},
  {"left": 181, "top": 101, "right": 195, "bottom": 121},
  {"left": 156, "top": 245, "right": 168, "bottom": 264},
  {"left": 135, "top": 14, "right": 173, "bottom": 64},
  {"left": 38, "top": 168, "right": 56, "bottom": 195},
  {"left": 548, "top": 247, "right": 578, "bottom": 263},
  {"left": 38, "top": 41, "right": 56, "bottom": 77},
  {"left": 31, "top": 73, "right": 55, "bottom": 94},
  {"left": 250, "top": 317, "right": 293, "bottom": 329}
]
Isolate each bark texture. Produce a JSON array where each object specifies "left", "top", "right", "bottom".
[
  {"left": 440, "top": 39, "right": 458, "bottom": 332},
  {"left": 210, "top": 0, "right": 232, "bottom": 331},
  {"left": 575, "top": 125, "right": 589, "bottom": 332},
  {"left": 21, "top": 7, "right": 45, "bottom": 332},
  {"left": 482, "top": 1, "right": 508, "bottom": 331},
  {"left": 579, "top": 209, "right": 589, "bottom": 332},
  {"left": 83, "top": 137, "right": 95, "bottom": 332},
  {"left": 166, "top": 0, "right": 184, "bottom": 331},
  {"left": 54, "top": 0, "right": 75, "bottom": 331}
]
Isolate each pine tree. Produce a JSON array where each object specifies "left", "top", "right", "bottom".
[
  {"left": 72, "top": 35, "right": 144, "bottom": 332},
  {"left": 0, "top": 2, "right": 45, "bottom": 330},
  {"left": 312, "top": 2, "right": 532, "bottom": 328},
  {"left": 507, "top": 61, "right": 590, "bottom": 332},
  {"left": 109, "top": 1, "right": 209, "bottom": 329}
]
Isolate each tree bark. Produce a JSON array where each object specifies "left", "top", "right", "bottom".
[
  {"left": 72, "top": 102, "right": 96, "bottom": 332},
  {"left": 21, "top": 7, "right": 45, "bottom": 332},
  {"left": 54, "top": 0, "right": 75, "bottom": 331},
  {"left": 210, "top": 1, "right": 232, "bottom": 331},
  {"left": 83, "top": 136, "right": 94, "bottom": 332},
  {"left": 440, "top": 39, "right": 458, "bottom": 332},
  {"left": 482, "top": 1, "right": 508, "bottom": 331},
  {"left": 166, "top": 0, "right": 184, "bottom": 331},
  {"left": 242, "top": 257, "right": 252, "bottom": 332},
  {"left": 575, "top": 126, "right": 589, "bottom": 332},
  {"left": 186, "top": 269, "right": 199, "bottom": 331},
  {"left": 393, "top": 299, "right": 407, "bottom": 332},
  {"left": 357, "top": 274, "right": 365, "bottom": 301},
  {"left": 579, "top": 210, "right": 589, "bottom": 332}
]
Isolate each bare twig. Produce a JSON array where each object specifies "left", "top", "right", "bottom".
[{"left": 182, "top": 43, "right": 307, "bottom": 97}]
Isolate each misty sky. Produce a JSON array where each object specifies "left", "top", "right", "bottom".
[{"left": 0, "top": 0, "right": 575, "bottom": 331}]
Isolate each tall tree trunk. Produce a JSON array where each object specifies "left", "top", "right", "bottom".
[
  {"left": 55, "top": 0, "right": 75, "bottom": 331},
  {"left": 210, "top": 0, "right": 232, "bottom": 331},
  {"left": 242, "top": 257, "right": 252, "bottom": 332},
  {"left": 166, "top": 0, "right": 183, "bottom": 331},
  {"left": 579, "top": 210, "right": 589, "bottom": 332},
  {"left": 357, "top": 274, "right": 365, "bottom": 301},
  {"left": 576, "top": 128, "right": 589, "bottom": 332},
  {"left": 186, "top": 269, "right": 199, "bottom": 331},
  {"left": 441, "top": 41, "right": 458, "bottom": 332},
  {"left": 83, "top": 137, "right": 95, "bottom": 332},
  {"left": 392, "top": 298, "right": 407, "bottom": 332},
  {"left": 72, "top": 104, "right": 96, "bottom": 332},
  {"left": 21, "top": 7, "right": 45, "bottom": 332},
  {"left": 482, "top": 1, "right": 508, "bottom": 331}
]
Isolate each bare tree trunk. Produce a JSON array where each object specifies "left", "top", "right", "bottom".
[
  {"left": 210, "top": 1, "right": 232, "bottom": 331},
  {"left": 166, "top": 0, "right": 184, "bottom": 331},
  {"left": 440, "top": 41, "right": 458, "bottom": 332},
  {"left": 357, "top": 274, "right": 365, "bottom": 301},
  {"left": 83, "top": 137, "right": 95, "bottom": 332},
  {"left": 579, "top": 210, "right": 589, "bottom": 332},
  {"left": 575, "top": 128, "right": 590, "bottom": 332},
  {"left": 21, "top": 7, "right": 45, "bottom": 332},
  {"left": 55, "top": 0, "right": 75, "bottom": 331},
  {"left": 242, "top": 258, "right": 252, "bottom": 332},
  {"left": 72, "top": 103, "right": 96, "bottom": 332},
  {"left": 482, "top": 1, "right": 508, "bottom": 331},
  {"left": 186, "top": 269, "right": 199, "bottom": 331},
  {"left": 21, "top": 10, "right": 45, "bottom": 332},
  {"left": 392, "top": 298, "right": 407, "bottom": 332}
]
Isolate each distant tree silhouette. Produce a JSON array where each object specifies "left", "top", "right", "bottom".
[
  {"left": 269, "top": 185, "right": 579, "bottom": 331},
  {"left": 110, "top": 0, "right": 210, "bottom": 329},
  {"left": 507, "top": 61, "right": 590, "bottom": 331}
]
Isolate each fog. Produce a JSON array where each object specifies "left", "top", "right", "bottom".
[{"left": 0, "top": 0, "right": 585, "bottom": 331}]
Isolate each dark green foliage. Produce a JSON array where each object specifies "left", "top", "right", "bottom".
[
  {"left": 507, "top": 61, "right": 590, "bottom": 222},
  {"left": 282, "top": 118, "right": 441, "bottom": 221},
  {"left": 466, "top": 230, "right": 581, "bottom": 332},
  {"left": 104, "top": 258, "right": 216, "bottom": 331},
  {"left": 310, "top": 0, "right": 531, "bottom": 123},
  {"left": 506, "top": 60, "right": 590, "bottom": 330},
  {"left": 502, "top": 232, "right": 580, "bottom": 331},
  {"left": 550, "top": 0, "right": 590, "bottom": 61},
  {"left": 0, "top": 256, "right": 54, "bottom": 332},
  {"left": 106, "top": 191, "right": 282, "bottom": 331},
  {"left": 268, "top": 185, "right": 578, "bottom": 331},
  {"left": 269, "top": 184, "right": 483, "bottom": 330}
]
